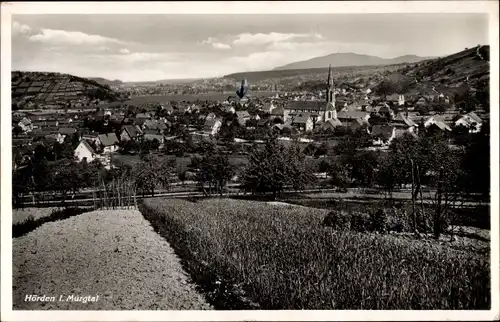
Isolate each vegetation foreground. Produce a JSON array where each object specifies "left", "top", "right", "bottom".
[{"left": 139, "top": 198, "right": 490, "bottom": 310}]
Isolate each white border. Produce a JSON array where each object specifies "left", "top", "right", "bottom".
[{"left": 1, "top": 1, "right": 499, "bottom": 321}]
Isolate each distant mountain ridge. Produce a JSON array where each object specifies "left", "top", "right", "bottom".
[{"left": 273, "top": 52, "right": 433, "bottom": 70}]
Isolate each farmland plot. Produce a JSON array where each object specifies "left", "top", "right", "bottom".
[
  {"left": 140, "top": 198, "right": 490, "bottom": 310},
  {"left": 13, "top": 210, "right": 212, "bottom": 310}
]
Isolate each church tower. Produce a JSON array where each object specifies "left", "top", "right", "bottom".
[
  {"left": 326, "top": 64, "right": 335, "bottom": 104},
  {"left": 325, "top": 64, "right": 337, "bottom": 122}
]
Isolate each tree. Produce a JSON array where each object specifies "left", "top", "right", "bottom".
[
  {"left": 431, "top": 101, "right": 449, "bottom": 114},
  {"left": 50, "top": 159, "right": 82, "bottom": 204},
  {"left": 131, "top": 154, "right": 176, "bottom": 196},
  {"left": 196, "top": 148, "right": 235, "bottom": 196},
  {"left": 13, "top": 125, "right": 23, "bottom": 137},
  {"left": 241, "top": 133, "right": 314, "bottom": 199},
  {"left": 374, "top": 80, "right": 397, "bottom": 99}
]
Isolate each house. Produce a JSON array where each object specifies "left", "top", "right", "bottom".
[
  {"left": 424, "top": 116, "right": 452, "bottom": 132},
  {"left": 350, "top": 117, "right": 370, "bottom": 131},
  {"left": 55, "top": 127, "right": 77, "bottom": 143},
  {"left": 173, "top": 105, "right": 191, "bottom": 115},
  {"left": 205, "top": 112, "right": 217, "bottom": 121},
  {"left": 74, "top": 139, "right": 97, "bottom": 163},
  {"left": 17, "top": 118, "right": 33, "bottom": 132},
  {"left": 455, "top": 112, "right": 483, "bottom": 133},
  {"left": 415, "top": 97, "right": 429, "bottom": 109},
  {"left": 143, "top": 119, "right": 168, "bottom": 132},
  {"left": 120, "top": 125, "right": 143, "bottom": 141},
  {"left": 59, "top": 127, "right": 77, "bottom": 136},
  {"left": 263, "top": 101, "right": 277, "bottom": 114},
  {"left": 82, "top": 132, "right": 100, "bottom": 144},
  {"left": 161, "top": 105, "right": 175, "bottom": 115},
  {"left": 285, "top": 101, "right": 337, "bottom": 124},
  {"left": 270, "top": 106, "right": 285, "bottom": 120},
  {"left": 236, "top": 111, "right": 251, "bottom": 126},
  {"left": 223, "top": 105, "right": 236, "bottom": 114},
  {"left": 290, "top": 113, "right": 314, "bottom": 132},
  {"left": 94, "top": 109, "right": 105, "bottom": 121},
  {"left": 371, "top": 125, "right": 396, "bottom": 146},
  {"left": 203, "top": 118, "right": 223, "bottom": 136},
  {"left": 376, "top": 103, "right": 395, "bottom": 119},
  {"left": 390, "top": 113, "right": 418, "bottom": 136},
  {"left": 97, "top": 133, "right": 120, "bottom": 154},
  {"left": 391, "top": 112, "right": 417, "bottom": 128},
  {"left": 136, "top": 112, "right": 153, "bottom": 120},
  {"left": 336, "top": 110, "right": 370, "bottom": 124},
  {"left": 321, "top": 118, "right": 343, "bottom": 132}
]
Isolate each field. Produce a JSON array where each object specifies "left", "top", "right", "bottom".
[
  {"left": 124, "top": 91, "right": 275, "bottom": 104},
  {"left": 13, "top": 209, "right": 211, "bottom": 310},
  {"left": 139, "top": 198, "right": 490, "bottom": 310}
]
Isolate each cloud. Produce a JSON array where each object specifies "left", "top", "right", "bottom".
[
  {"left": 28, "top": 28, "right": 128, "bottom": 46},
  {"left": 119, "top": 48, "right": 131, "bottom": 54},
  {"left": 201, "top": 37, "right": 231, "bottom": 50},
  {"left": 12, "top": 21, "right": 32, "bottom": 36},
  {"left": 211, "top": 42, "right": 231, "bottom": 50},
  {"left": 233, "top": 32, "right": 322, "bottom": 46}
]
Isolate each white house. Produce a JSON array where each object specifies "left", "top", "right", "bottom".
[
  {"left": 203, "top": 118, "right": 223, "bottom": 136},
  {"left": 18, "top": 117, "right": 33, "bottom": 132},
  {"left": 290, "top": 113, "right": 314, "bottom": 132},
  {"left": 74, "top": 139, "right": 97, "bottom": 163},
  {"left": 424, "top": 116, "right": 452, "bottom": 132},
  {"left": 455, "top": 112, "right": 483, "bottom": 133}
]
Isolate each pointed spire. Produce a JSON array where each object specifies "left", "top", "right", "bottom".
[{"left": 327, "top": 64, "right": 332, "bottom": 87}]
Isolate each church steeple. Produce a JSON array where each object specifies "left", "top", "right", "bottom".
[{"left": 326, "top": 64, "right": 334, "bottom": 104}]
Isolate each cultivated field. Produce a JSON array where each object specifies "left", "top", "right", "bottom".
[
  {"left": 124, "top": 91, "right": 275, "bottom": 104},
  {"left": 139, "top": 198, "right": 490, "bottom": 310},
  {"left": 13, "top": 209, "right": 212, "bottom": 310}
]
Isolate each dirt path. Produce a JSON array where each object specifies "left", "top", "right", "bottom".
[{"left": 13, "top": 210, "right": 212, "bottom": 310}]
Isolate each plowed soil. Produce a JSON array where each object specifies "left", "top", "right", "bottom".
[{"left": 13, "top": 210, "right": 212, "bottom": 310}]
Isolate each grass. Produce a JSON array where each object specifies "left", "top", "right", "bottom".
[
  {"left": 139, "top": 198, "right": 490, "bottom": 310},
  {"left": 13, "top": 207, "right": 92, "bottom": 238}
]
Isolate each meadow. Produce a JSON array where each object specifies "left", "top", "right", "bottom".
[
  {"left": 124, "top": 91, "right": 275, "bottom": 104},
  {"left": 139, "top": 198, "right": 490, "bottom": 310}
]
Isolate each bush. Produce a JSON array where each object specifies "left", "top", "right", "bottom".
[
  {"left": 370, "top": 209, "right": 388, "bottom": 233},
  {"left": 322, "top": 210, "right": 350, "bottom": 230},
  {"left": 349, "top": 211, "right": 372, "bottom": 232}
]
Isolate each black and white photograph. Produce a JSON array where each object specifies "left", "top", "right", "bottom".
[{"left": 1, "top": 1, "right": 499, "bottom": 321}]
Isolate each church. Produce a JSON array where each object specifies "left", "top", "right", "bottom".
[{"left": 283, "top": 65, "right": 337, "bottom": 124}]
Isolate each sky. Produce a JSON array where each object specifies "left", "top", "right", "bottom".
[{"left": 11, "top": 14, "right": 489, "bottom": 82}]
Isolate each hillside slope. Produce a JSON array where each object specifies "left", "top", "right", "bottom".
[
  {"left": 12, "top": 71, "right": 121, "bottom": 108},
  {"left": 273, "top": 52, "right": 431, "bottom": 70},
  {"left": 373, "top": 45, "right": 490, "bottom": 97}
]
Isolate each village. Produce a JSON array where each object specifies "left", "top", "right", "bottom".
[{"left": 12, "top": 64, "right": 487, "bottom": 174}]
